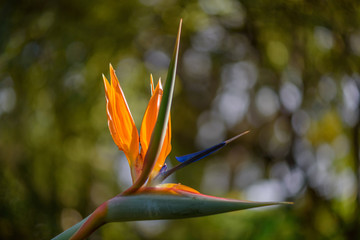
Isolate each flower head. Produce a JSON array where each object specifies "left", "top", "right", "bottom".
[
  {"left": 55, "top": 20, "right": 291, "bottom": 240},
  {"left": 103, "top": 68, "right": 171, "bottom": 184},
  {"left": 103, "top": 64, "right": 251, "bottom": 194}
]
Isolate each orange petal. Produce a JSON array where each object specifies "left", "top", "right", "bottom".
[
  {"left": 157, "top": 183, "right": 199, "bottom": 194},
  {"left": 103, "top": 65, "right": 139, "bottom": 174},
  {"left": 149, "top": 114, "right": 171, "bottom": 180},
  {"left": 139, "top": 78, "right": 172, "bottom": 179},
  {"left": 138, "top": 183, "right": 200, "bottom": 195},
  {"left": 103, "top": 74, "right": 122, "bottom": 148},
  {"left": 139, "top": 79, "right": 163, "bottom": 164}
]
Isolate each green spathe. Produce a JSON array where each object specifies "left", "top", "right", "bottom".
[
  {"left": 52, "top": 193, "right": 290, "bottom": 240},
  {"left": 106, "top": 192, "right": 290, "bottom": 221}
]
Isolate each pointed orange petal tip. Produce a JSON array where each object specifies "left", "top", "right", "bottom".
[
  {"left": 109, "top": 64, "right": 114, "bottom": 83},
  {"left": 158, "top": 77, "right": 162, "bottom": 90},
  {"left": 102, "top": 74, "right": 111, "bottom": 96},
  {"left": 102, "top": 74, "right": 106, "bottom": 84},
  {"left": 109, "top": 63, "right": 119, "bottom": 89}
]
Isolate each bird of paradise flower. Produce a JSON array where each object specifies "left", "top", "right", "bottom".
[{"left": 53, "top": 20, "right": 291, "bottom": 240}]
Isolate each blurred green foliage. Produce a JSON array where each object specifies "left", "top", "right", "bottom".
[{"left": 1, "top": 0, "right": 360, "bottom": 239}]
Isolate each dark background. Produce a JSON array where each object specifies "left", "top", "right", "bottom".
[{"left": 1, "top": 0, "right": 360, "bottom": 239}]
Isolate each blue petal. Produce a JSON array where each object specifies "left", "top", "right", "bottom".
[
  {"left": 175, "top": 142, "right": 226, "bottom": 163},
  {"left": 159, "top": 164, "right": 167, "bottom": 174}
]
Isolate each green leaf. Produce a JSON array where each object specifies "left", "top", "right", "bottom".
[{"left": 122, "top": 19, "right": 182, "bottom": 194}]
